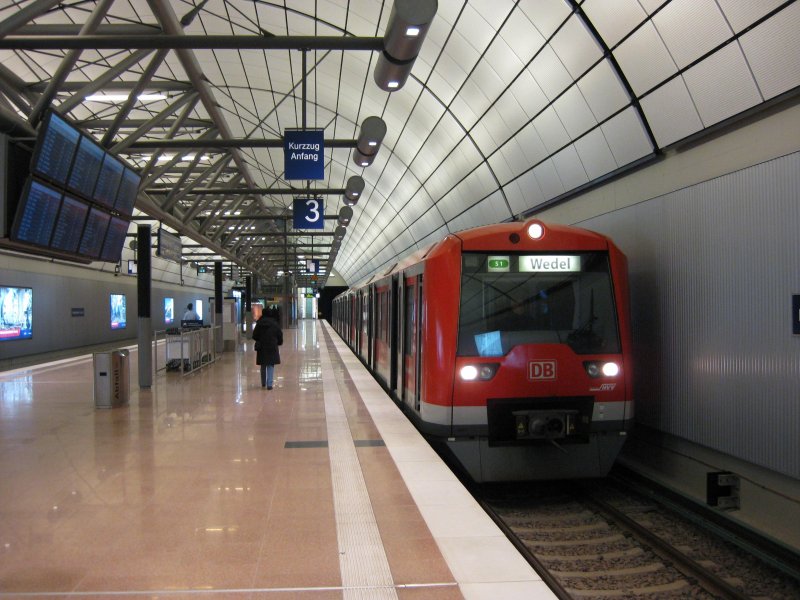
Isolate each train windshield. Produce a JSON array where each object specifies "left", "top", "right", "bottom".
[{"left": 457, "top": 252, "right": 620, "bottom": 356}]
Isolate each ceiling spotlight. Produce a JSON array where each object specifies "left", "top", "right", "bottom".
[
  {"left": 353, "top": 117, "right": 386, "bottom": 168},
  {"left": 374, "top": 0, "right": 438, "bottom": 92},
  {"left": 344, "top": 176, "right": 365, "bottom": 205},
  {"left": 338, "top": 206, "right": 353, "bottom": 226}
]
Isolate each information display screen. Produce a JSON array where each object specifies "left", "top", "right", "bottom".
[
  {"left": 78, "top": 207, "right": 111, "bottom": 259},
  {"left": 100, "top": 216, "right": 129, "bottom": 263},
  {"left": 114, "top": 167, "right": 140, "bottom": 216},
  {"left": 93, "top": 153, "right": 124, "bottom": 209},
  {"left": 0, "top": 286, "right": 33, "bottom": 341},
  {"left": 31, "top": 111, "right": 79, "bottom": 186},
  {"left": 50, "top": 194, "right": 89, "bottom": 253},
  {"left": 110, "top": 293, "right": 126, "bottom": 330},
  {"left": 10, "top": 179, "right": 62, "bottom": 247},
  {"left": 67, "top": 135, "right": 105, "bottom": 200}
]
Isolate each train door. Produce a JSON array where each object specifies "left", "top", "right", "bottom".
[
  {"left": 360, "top": 288, "right": 369, "bottom": 361},
  {"left": 389, "top": 274, "right": 399, "bottom": 393},
  {"left": 403, "top": 274, "right": 423, "bottom": 412}
]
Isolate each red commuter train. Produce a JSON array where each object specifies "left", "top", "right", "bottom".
[{"left": 331, "top": 219, "right": 633, "bottom": 482}]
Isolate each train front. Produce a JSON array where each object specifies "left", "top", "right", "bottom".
[{"left": 431, "top": 221, "right": 633, "bottom": 482}]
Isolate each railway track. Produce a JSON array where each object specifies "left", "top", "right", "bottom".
[{"left": 476, "top": 470, "right": 800, "bottom": 599}]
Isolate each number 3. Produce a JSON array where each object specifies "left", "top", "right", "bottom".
[{"left": 306, "top": 199, "right": 320, "bottom": 223}]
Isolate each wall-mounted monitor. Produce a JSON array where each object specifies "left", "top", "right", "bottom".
[
  {"left": 100, "top": 216, "right": 129, "bottom": 263},
  {"left": 164, "top": 297, "right": 174, "bottom": 324},
  {"left": 67, "top": 134, "right": 105, "bottom": 200},
  {"left": 0, "top": 286, "right": 33, "bottom": 341},
  {"left": 114, "top": 167, "right": 140, "bottom": 216},
  {"left": 50, "top": 194, "right": 89, "bottom": 253},
  {"left": 110, "top": 293, "right": 126, "bottom": 330},
  {"left": 78, "top": 206, "right": 111, "bottom": 259},
  {"left": 93, "top": 152, "right": 124, "bottom": 210},
  {"left": 9, "top": 179, "right": 62, "bottom": 248},
  {"left": 30, "top": 111, "right": 80, "bottom": 186}
]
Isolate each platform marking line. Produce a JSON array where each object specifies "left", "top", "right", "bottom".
[{"left": 320, "top": 337, "right": 399, "bottom": 600}]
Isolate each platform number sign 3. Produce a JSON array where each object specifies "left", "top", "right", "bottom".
[{"left": 293, "top": 197, "right": 324, "bottom": 230}]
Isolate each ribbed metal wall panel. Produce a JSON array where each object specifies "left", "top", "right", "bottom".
[{"left": 582, "top": 152, "right": 800, "bottom": 479}]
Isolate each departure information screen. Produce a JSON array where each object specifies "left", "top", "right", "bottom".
[
  {"left": 11, "top": 180, "right": 62, "bottom": 247},
  {"left": 50, "top": 195, "right": 88, "bottom": 252},
  {"left": 31, "top": 112, "right": 79, "bottom": 186}
]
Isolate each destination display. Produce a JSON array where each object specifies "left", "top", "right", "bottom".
[
  {"left": 67, "top": 135, "right": 105, "bottom": 200},
  {"left": 31, "top": 111, "right": 80, "bottom": 186},
  {"left": 10, "top": 179, "right": 62, "bottom": 247},
  {"left": 100, "top": 216, "right": 129, "bottom": 263},
  {"left": 93, "top": 153, "right": 124, "bottom": 210},
  {"left": 8, "top": 110, "right": 137, "bottom": 264},
  {"left": 78, "top": 207, "right": 111, "bottom": 258},
  {"left": 114, "top": 167, "right": 140, "bottom": 216},
  {"left": 50, "top": 194, "right": 89, "bottom": 253}
]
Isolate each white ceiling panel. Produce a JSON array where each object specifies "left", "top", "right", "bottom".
[
  {"left": 551, "top": 144, "right": 589, "bottom": 192},
  {"left": 550, "top": 15, "right": 604, "bottom": 78},
  {"left": 683, "top": 42, "right": 762, "bottom": 127},
  {"left": 449, "top": 78, "right": 490, "bottom": 131},
  {"left": 640, "top": 76, "right": 704, "bottom": 147},
  {"left": 717, "top": 0, "right": 786, "bottom": 33},
  {"left": 491, "top": 91, "right": 531, "bottom": 140},
  {"left": 503, "top": 170, "right": 546, "bottom": 215},
  {"left": 553, "top": 86, "right": 597, "bottom": 139},
  {"left": 534, "top": 106, "right": 571, "bottom": 154},
  {"left": 518, "top": 0, "right": 572, "bottom": 39},
  {"left": 530, "top": 45, "right": 574, "bottom": 100},
  {"left": 488, "top": 139, "right": 527, "bottom": 185},
  {"left": 582, "top": 0, "right": 648, "bottom": 48},
  {"left": 516, "top": 121, "right": 550, "bottom": 167},
  {"left": 449, "top": 190, "right": 510, "bottom": 233},
  {"left": 400, "top": 189, "right": 436, "bottom": 226},
  {"left": 500, "top": 9, "right": 547, "bottom": 64},
  {"left": 740, "top": 2, "right": 800, "bottom": 101},
  {"left": 458, "top": 3, "right": 505, "bottom": 54},
  {"left": 574, "top": 127, "right": 618, "bottom": 180},
  {"left": 578, "top": 58, "right": 631, "bottom": 122},
  {"left": 468, "top": 119, "right": 502, "bottom": 159},
  {"left": 653, "top": 0, "right": 732, "bottom": 70},
  {"left": 613, "top": 21, "right": 678, "bottom": 97},
  {"left": 533, "top": 158, "right": 566, "bottom": 201},
  {"left": 509, "top": 71, "right": 550, "bottom": 119},
  {"left": 471, "top": 0, "right": 518, "bottom": 31}
]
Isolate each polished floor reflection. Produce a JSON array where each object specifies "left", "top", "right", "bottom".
[
  {"left": 0, "top": 321, "right": 461, "bottom": 598},
  {"left": 1, "top": 320, "right": 557, "bottom": 600}
]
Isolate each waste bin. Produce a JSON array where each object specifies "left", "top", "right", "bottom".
[{"left": 93, "top": 350, "right": 130, "bottom": 408}]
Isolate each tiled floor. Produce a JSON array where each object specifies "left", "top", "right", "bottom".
[{"left": 0, "top": 320, "right": 554, "bottom": 599}]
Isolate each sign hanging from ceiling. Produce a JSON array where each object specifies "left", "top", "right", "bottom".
[
  {"left": 293, "top": 197, "right": 324, "bottom": 230},
  {"left": 284, "top": 129, "right": 324, "bottom": 180}
]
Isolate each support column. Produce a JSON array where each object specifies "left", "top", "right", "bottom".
[
  {"left": 137, "top": 224, "right": 152, "bottom": 388},
  {"left": 245, "top": 275, "right": 253, "bottom": 338},
  {"left": 214, "top": 261, "right": 223, "bottom": 353}
]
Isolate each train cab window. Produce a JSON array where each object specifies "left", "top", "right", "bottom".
[{"left": 457, "top": 252, "right": 621, "bottom": 356}]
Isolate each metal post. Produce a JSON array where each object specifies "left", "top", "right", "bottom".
[
  {"left": 245, "top": 275, "right": 253, "bottom": 338},
  {"left": 137, "top": 224, "right": 153, "bottom": 388},
  {"left": 214, "top": 261, "right": 223, "bottom": 353}
]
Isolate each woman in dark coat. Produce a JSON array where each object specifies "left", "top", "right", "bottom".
[{"left": 252, "top": 308, "right": 283, "bottom": 389}]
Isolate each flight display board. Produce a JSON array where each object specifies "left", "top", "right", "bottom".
[{"left": 7, "top": 110, "right": 139, "bottom": 263}]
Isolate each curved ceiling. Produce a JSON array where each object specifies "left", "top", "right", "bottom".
[{"left": 1, "top": 0, "right": 798, "bottom": 286}]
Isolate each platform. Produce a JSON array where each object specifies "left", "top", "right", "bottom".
[{"left": 0, "top": 320, "right": 555, "bottom": 599}]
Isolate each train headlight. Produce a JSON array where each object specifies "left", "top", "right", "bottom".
[
  {"left": 527, "top": 222, "right": 544, "bottom": 240},
  {"left": 460, "top": 365, "right": 478, "bottom": 380},
  {"left": 602, "top": 362, "right": 620, "bottom": 377},
  {"left": 459, "top": 363, "right": 499, "bottom": 381},
  {"left": 583, "top": 361, "right": 620, "bottom": 378}
]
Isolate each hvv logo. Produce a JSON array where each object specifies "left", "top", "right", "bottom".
[{"left": 529, "top": 360, "right": 557, "bottom": 380}]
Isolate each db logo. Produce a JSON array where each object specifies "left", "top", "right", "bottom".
[{"left": 529, "top": 360, "right": 557, "bottom": 380}]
